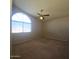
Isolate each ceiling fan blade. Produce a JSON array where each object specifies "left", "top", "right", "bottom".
[
  {"left": 37, "top": 13, "right": 49, "bottom": 16},
  {"left": 43, "top": 14, "right": 50, "bottom": 16},
  {"left": 37, "top": 13, "right": 42, "bottom": 16}
]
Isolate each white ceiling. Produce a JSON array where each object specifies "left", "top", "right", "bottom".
[{"left": 13, "top": 0, "right": 69, "bottom": 20}]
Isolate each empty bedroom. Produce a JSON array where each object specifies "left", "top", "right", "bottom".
[{"left": 11, "top": 0, "right": 69, "bottom": 59}]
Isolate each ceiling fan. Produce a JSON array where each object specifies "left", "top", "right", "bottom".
[{"left": 37, "top": 9, "right": 50, "bottom": 21}]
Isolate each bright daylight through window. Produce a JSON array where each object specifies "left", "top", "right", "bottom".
[{"left": 12, "top": 13, "right": 31, "bottom": 33}]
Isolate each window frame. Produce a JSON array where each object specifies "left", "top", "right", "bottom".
[{"left": 12, "top": 12, "right": 32, "bottom": 33}]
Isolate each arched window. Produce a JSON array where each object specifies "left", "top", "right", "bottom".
[{"left": 12, "top": 12, "right": 31, "bottom": 33}]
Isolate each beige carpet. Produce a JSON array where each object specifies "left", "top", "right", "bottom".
[{"left": 11, "top": 39, "right": 69, "bottom": 59}]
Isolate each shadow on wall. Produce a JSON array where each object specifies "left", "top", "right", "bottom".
[{"left": 45, "top": 16, "right": 69, "bottom": 41}]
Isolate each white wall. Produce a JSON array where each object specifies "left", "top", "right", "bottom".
[
  {"left": 11, "top": 5, "right": 69, "bottom": 44},
  {"left": 44, "top": 16, "right": 69, "bottom": 41},
  {"left": 11, "top": 5, "right": 42, "bottom": 44}
]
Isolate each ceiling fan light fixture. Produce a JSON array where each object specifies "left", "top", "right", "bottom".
[{"left": 40, "top": 16, "right": 44, "bottom": 20}]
